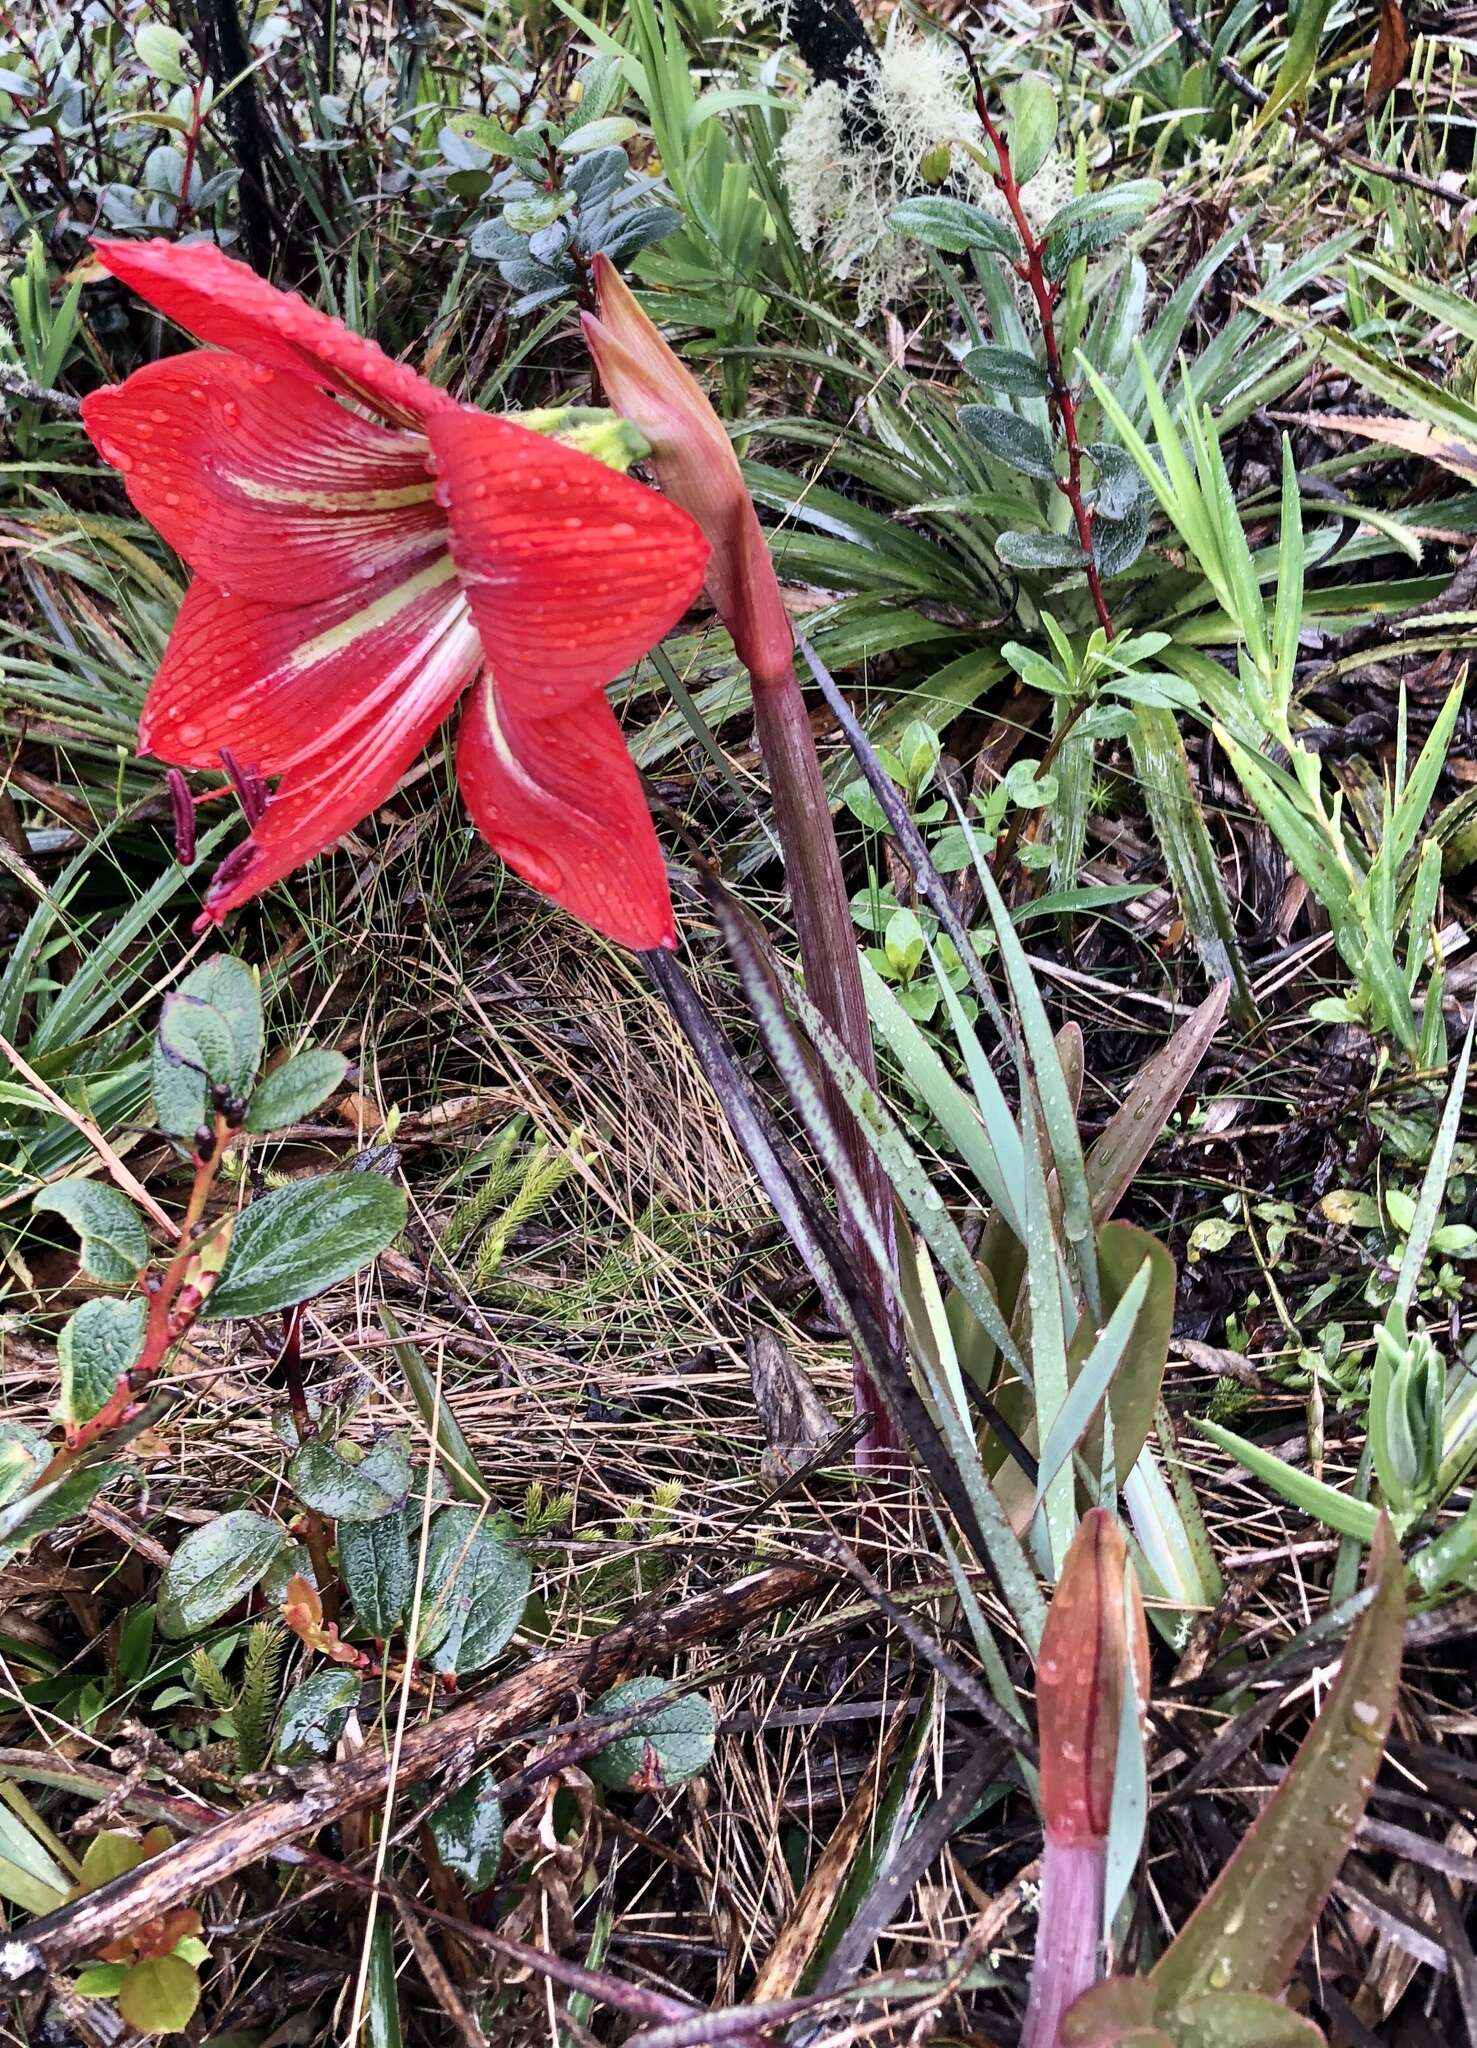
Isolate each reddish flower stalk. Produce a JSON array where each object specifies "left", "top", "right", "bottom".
[
  {"left": 583, "top": 257, "right": 902, "bottom": 1460},
  {"left": 963, "top": 61, "right": 1115, "bottom": 642},
  {"left": 82, "top": 238, "right": 710, "bottom": 950},
  {"left": 1023, "top": 1510, "right": 1149, "bottom": 2048}
]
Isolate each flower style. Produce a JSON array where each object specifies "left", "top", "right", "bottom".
[{"left": 81, "top": 239, "right": 710, "bottom": 949}]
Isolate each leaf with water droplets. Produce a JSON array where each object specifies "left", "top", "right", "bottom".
[{"left": 1150, "top": 1516, "right": 1404, "bottom": 2011}]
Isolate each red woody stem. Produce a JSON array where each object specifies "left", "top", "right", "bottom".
[{"left": 967, "top": 77, "right": 1115, "bottom": 641}]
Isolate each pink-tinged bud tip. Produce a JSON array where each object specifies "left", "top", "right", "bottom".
[
  {"left": 1038, "top": 1508, "right": 1149, "bottom": 1847},
  {"left": 583, "top": 258, "right": 796, "bottom": 695}
]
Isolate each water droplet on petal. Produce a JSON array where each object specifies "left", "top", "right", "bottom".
[
  {"left": 221, "top": 399, "right": 240, "bottom": 428},
  {"left": 177, "top": 720, "right": 206, "bottom": 748}
]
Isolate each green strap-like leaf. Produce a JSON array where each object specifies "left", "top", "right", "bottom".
[{"left": 1150, "top": 1517, "right": 1404, "bottom": 2009}]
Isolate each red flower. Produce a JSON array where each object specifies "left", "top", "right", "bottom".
[{"left": 81, "top": 239, "right": 710, "bottom": 950}]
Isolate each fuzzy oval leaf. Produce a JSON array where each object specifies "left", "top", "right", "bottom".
[
  {"left": 261, "top": 1538, "right": 315, "bottom": 1605},
  {"left": 157, "top": 1510, "right": 285, "bottom": 1638},
  {"left": 963, "top": 342, "right": 1050, "bottom": 396},
  {"left": 1043, "top": 180, "right": 1162, "bottom": 279},
  {"left": 589, "top": 1675, "right": 717, "bottom": 1791},
  {"left": 427, "top": 1767, "right": 504, "bottom": 1889},
  {"left": 888, "top": 194, "right": 1018, "bottom": 257},
  {"left": 416, "top": 1506, "right": 529, "bottom": 1675},
  {"left": 274, "top": 1668, "right": 361, "bottom": 1762},
  {"left": 134, "top": 22, "right": 187, "bottom": 81},
  {"left": 558, "top": 114, "right": 637, "bottom": 153},
  {"left": 289, "top": 1433, "right": 411, "bottom": 1524},
  {"left": 0, "top": 1462, "right": 118, "bottom": 1564},
  {"left": 178, "top": 955, "right": 261, "bottom": 1090},
  {"left": 996, "top": 528, "right": 1089, "bottom": 570},
  {"left": 0, "top": 1424, "right": 48, "bottom": 1510},
  {"left": 338, "top": 1508, "right": 414, "bottom": 1632},
  {"left": 960, "top": 406, "right": 1058, "bottom": 481},
  {"left": 1149, "top": 1517, "right": 1404, "bottom": 2008},
  {"left": 1093, "top": 498, "right": 1151, "bottom": 578},
  {"left": 205, "top": 1173, "right": 406, "bottom": 1319},
  {"left": 158, "top": 991, "right": 236, "bottom": 1093},
  {"left": 1002, "top": 73, "right": 1059, "bottom": 182},
  {"left": 33, "top": 1179, "right": 148, "bottom": 1285},
  {"left": 117, "top": 1953, "right": 200, "bottom": 2034},
  {"left": 151, "top": 1034, "right": 209, "bottom": 1138},
  {"left": 59, "top": 1295, "right": 146, "bottom": 1427},
  {"left": 244, "top": 1049, "right": 349, "bottom": 1133}
]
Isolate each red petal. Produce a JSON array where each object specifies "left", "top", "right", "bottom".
[
  {"left": 195, "top": 586, "right": 481, "bottom": 922},
  {"left": 425, "top": 409, "right": 709, "bottom": 715},
  {"left": 457, "top": 670, "right": 674, "bottom": 951},
  {"left": 82, "top": 355, "right": 443, "bottom": 603},
  {"left": 92, "top": 238, "right": 449, "bottom": 430},
  {"left": 141, "top": 557, "right": 474, "bottom": 776}
]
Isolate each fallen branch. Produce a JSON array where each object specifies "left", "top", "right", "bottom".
[{"left": 3, "top": 1560, "right": 832, "bottom": 1985}]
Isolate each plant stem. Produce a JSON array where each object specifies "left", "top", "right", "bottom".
[
  {"left": 748, "top": 663, "right": 901, "bottom": 1463},
  {"left": 962, "top": 55, "right": 1114, "bottom": 641},
  {"left": 1020, "top": 1838, "right": 1106, "bottom": 2048},
  {"left": 275, "top": 1303, "right": 340, "bottom": 1614},
  {"left": 27, "top": 1118, "right": 232, "bottom": 1494}
]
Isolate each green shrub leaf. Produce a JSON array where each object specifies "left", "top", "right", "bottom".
[
  {"left": 416, "top": 1506, "right": 529, "bottom": 1675},
  {"left": 33, "top": 1179, "right": 148, "bottom": 1285},
  {"left": 274, "top": 1668, "right": 361, "bottom": 1762},
  {"left": 888, "top": 194, "right": 1018, "bottom": 257},
  {"left": 963, "top": 342, "right": 1050, "bottom": 396},
  {"left": 58, "top": 1296, "right": 146, "bottom": 1427},
  {"left": 0, "top": 1424, "right": 48, "bottom": 1510},
  {"left": 117, "top": 1954, "right": 200, "bottom": 2035},
  {"left": 290, "top": 1434, "right": 412, "bottom": 1524},
  {"left": 0, "top": 1462, "right": 119, "bottom": 1564},
  {"left": 1001, "top": 73, "right": 1058, "bottom": 182},
  {"left": 244, "top": 1049, "right": 349, "bottom": 1132},
  {"left": 158, "top": 1510, "right": 285, "bottom": 1637},
  {"left": 338, "top": 1509, "right": 415, "bottom": 1634},
  {"left": 427, "top": 1768, "right": 504, "bottom": 1888},
  {"left": 589, "top": 1676, "right": 716, "bottom": 1792},
  {"left": 959, "top": 406, "right": 1057, "bottom": 481},
  {"left": 205, "top": 1173, "right": 406, "bottom": 1319}
]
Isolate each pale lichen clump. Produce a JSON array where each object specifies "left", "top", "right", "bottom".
[{"left": 780, "top": 26, "right": 1071, "bottom": 319}]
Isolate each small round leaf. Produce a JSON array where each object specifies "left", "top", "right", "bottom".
[
  {"left": 589, "top": 1676, "right": 716, "bottom": 1792},
  {"left": 274, "top": 1668, "right": 361, "bottom": 1762},
  {"left": 117, "top": 1954, "right": 200, "bottom": 2035},
  {"left": 426, "top": 1768, "right": 504, "bottom": 1889},
  {"left": 158, "top": 1511, "right": 285, "bottom": 1638}
]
